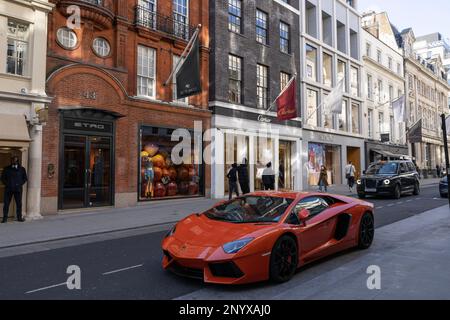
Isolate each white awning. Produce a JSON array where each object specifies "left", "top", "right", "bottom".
[{"left": 0, "top": 114, "right": 31, "bottom": 145}]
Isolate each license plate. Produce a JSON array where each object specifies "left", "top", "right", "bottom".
[{"left": 365, "top": 188, "right": 377, "bottom": 192}]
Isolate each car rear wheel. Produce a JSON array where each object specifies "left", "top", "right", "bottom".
[
  {"left": 413, "top": 182, "right": 420, "bottom": 196},
  {"left": 393, "top": 185, "right": 401, "bottom": 199},
  {"left": 358, "top": 212, "right": 374, "bottom": 250},
  {"left": 269, "top": 235, "right": 298, "bottom": 283}
]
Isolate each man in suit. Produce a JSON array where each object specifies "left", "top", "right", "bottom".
[{"left": 1, "top": 156, "right": 27, "bottom": 223}]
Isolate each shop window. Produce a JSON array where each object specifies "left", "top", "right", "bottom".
[
  {"left": 307, "top": 143, "right": 341, "bottom": 187},
  {"left": 337, "top": 60, "right": 346, "bottom": 92},
  {"left": 306, "top": 44, "right": 317, "bottom": 82},
  {"left": 255, "top": 137, "right": 274, "bottom": 191},
  {"left": 306, "top": 89, "right": 318, "bottom": 127},
  {"left": 339, "top": 100, "right": 348, "bottom": 132},
  {"left": 139, "top": 126, "right": 203, "bottom": 200},
  {"left": 323, "top": 52, "right": 332, "bottom": 87}
]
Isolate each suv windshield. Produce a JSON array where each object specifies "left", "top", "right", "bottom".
[
  {"left": 366, "top": 162, "right": 399, "bottom": 175},
  {"left": 204, "top": 196, "right": 293, "bottom": 223}
]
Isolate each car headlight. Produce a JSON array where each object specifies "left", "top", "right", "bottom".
[
  {"left": 165, "top": 225, "right": 177, "bottom": 238},
  {"left": 356, "top": 179, "right": 362, "bottom": 185},
  {"left": 383, "top": 179, "right": 391, "bottom": 185},
  {"left": 222, "top": 238, "right": 254, "bottom": 254}
]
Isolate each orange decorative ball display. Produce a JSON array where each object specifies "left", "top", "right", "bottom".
[
  {"left": 153, "top": 167, "right": 162, "bottom": 182},
  {"left": 154, "top": 182, "right": 166, "bottom": 197},
  {"left": 188, "top": 182, "right": 199, "bottom": 195},
  {"left": 178, "top": 167, "right": 189, "bottom": 181},
  {"left": 151, "top": 154, "right": 165, "bottom": 168},
  {"left": 162, "top": 168, "right": 170, "bottom": 179},
  {"left": 143, "top": 144, "right": 159, "bottom": 157},
  {"left": 140, "top": 151, "right": 149, "bottom": 158},
  {"left": 168, "top": 167, "right": 177, "bottom": 181},
  {"left": 166, "top": 182, "right": 178, "bottom": 196},
  {"left": 188, "top": 168, "right": 196, "bottom": 179},
  {"left": 178, "top": 181, "right": 189, "bottom": 195}
]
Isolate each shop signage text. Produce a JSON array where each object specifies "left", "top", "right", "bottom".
[{"left": 64, "top": 119, "right": 112, "bottom": 134}]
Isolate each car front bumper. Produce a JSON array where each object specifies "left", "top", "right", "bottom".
[
  {"left": 357, "top": 183, "right": 396, "bottom": 196},
  {"left": 161, "top": 236, "right": 271, "bottom": 285}
]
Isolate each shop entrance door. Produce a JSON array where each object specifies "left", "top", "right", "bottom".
[
  {"left": 279, "top": 141, "right": 293, "bottom": 190},
  {"left": 61, "top": 135, "right": 112, "bottom": 209},
  {"left": 0, "top": 148, "right": 22, "bottom": 218},
  {"left": 347, "top": 147, "right": 361, "bottom": 179}
]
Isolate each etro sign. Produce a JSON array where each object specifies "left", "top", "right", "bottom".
[{"left": 64, "top": 119, "right": 113, "bottom": 134}]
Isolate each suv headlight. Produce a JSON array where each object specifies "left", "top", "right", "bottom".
[
  {"left": 356, "top": 179, "right": 362, "bottom": 185},
  {"left": 383, "top": 179, "right": 391, "bottom": 185},
  {"left": 223, "top": 238, "right": 254, "bottom": 254}
]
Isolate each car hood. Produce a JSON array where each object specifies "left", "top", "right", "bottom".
[
  {"left": 172, "top": 214, "right": 277, "bottom": 247},
  {"left": 362, "top": 175, "right": 396, "bottom": 180}
]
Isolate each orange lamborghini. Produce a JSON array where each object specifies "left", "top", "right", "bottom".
[{"left": 162, "top": 191, "right": 375, "bottom": 285}]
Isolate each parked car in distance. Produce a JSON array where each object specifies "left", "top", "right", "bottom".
[
  {"left": 440, "top": 176, "right": 448, "bottom": 198},
  {"left": 357, "top": 160, "right": 420, "bottom": 199}
]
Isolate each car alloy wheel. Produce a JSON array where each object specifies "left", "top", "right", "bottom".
[
  {"left": 269, "top": 235, "right": 298, "bottom": 283},
  {"left": 358, "top": 213, "right": 374, "bottom": 249}
]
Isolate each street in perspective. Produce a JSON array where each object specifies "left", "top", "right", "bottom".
[{"left": 1, "top": 0, "right": 450, "bottom": 306}]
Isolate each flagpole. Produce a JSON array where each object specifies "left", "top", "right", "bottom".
[{"left": 163, "top": 24, "right": 202, "bottom": 87}]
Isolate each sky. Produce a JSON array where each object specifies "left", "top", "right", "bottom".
[{"left": 359, "top": 0, "right": 450, "bottom": 40}]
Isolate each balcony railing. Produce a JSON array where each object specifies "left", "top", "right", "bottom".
[
  {"left": 135, "top": 6, "right": 195, "bottom": 41},
  {"left": 80, "top": 0, "right": 103, "bottom": 5}
]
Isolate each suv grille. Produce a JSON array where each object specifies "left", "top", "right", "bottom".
[{"left": 364, "top": 179, "right": 378, "bottom": 189}]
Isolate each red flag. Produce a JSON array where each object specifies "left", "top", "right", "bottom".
[{"left": 276, "top": 78, "right": 297, "bottom": 121}]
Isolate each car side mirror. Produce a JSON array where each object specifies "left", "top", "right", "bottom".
[{"left": 297, "top": 208, "right": 310, "bottom": 221}]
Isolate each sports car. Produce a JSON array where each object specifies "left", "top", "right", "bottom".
[{"left": 162, "top": 191, "right": 375, "bottom": 285}]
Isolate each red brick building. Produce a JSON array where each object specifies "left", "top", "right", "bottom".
[{"left": 42, "top": 0, "right": 210, "bottom": 214}]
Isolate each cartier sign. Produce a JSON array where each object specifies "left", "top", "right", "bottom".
[{"left": 257, "top": 115, "right": 272, "bottom": 123}]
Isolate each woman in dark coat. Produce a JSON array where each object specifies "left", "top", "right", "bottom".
[
  {"left": 237, "top": 158, "right": 250, "bottom": 194},
  {"left": 318, "top": 165, "right": 329, "bottom": 192}
]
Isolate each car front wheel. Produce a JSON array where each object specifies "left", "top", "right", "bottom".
[
  {"left": 358, "top": 212, "right": 374, "bottom": 249},
  {"left": 413, "top": 182, "right": 420, "bottom": 196},
  {"left": 269, "top": 235, "right": 298, "bottom": 283},
  {"left": 393, "top": 185, "right": 401, "bottom": 199}
]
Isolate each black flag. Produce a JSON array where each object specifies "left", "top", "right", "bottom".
[
  {"left": 176, "top": 35, "right": 201, "bottom": 99},
  {"left": 407, "top": 119, "right": 423, "bottom": 144}
]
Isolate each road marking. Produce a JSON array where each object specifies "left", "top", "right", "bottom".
[
  {"left": 387, "top": 204, "right": 394, "bottom": 207},
  {"left": 406, "top": 200, "right": 412, "bottom": 202},
  {"left": 376, "top": 206, "right": 384, "bottom": 209},
  {"left": 102, "top": 264, "right": 144, "bottom": 275},
  {"left": 25, "top": 282, "right": 67, "bottom": 294}
]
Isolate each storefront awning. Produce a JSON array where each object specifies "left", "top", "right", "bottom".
[
  {"left": 372, "top": 148, "right": 408, "bottom": 159},
  {"left": 0, "top": 114, "right": 31, "bottom": 146}
]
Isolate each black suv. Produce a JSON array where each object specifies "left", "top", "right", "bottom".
[{"left": 357, "top": 160, "right": 420, "bottom": 199}]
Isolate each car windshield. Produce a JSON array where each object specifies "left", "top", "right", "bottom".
[
  {"left": 366, "top": 162, "right": 399, "bottom": 175},
  {"left": 204, "top": 196, "right": 293, "bottom": 223}
]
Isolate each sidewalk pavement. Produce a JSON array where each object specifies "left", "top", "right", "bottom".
[
  {"left": 176, "top": 204, "right": 450, "bottom": 300},
  {"left": 0, "top": 177, "right": 442, "bottom": 250}
]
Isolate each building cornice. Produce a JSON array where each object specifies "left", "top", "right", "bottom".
[
  {"left": 0, "top": 91, "right": 52, "bottom": 104},
  {"left": 5, "top": 0, "right": 55, "bottom": 12},
  {"left": 363, "top": 56, "right": 405, "bottom": 82},
  {"left": 406, "top": 56, "right": 450, "bottom": 89}
]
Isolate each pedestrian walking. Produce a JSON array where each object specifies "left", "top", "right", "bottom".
[
  {"left": 237, "top": 158, "right": 250, "bottom": 194},
  {"left": 1, "top": 156, "right": 27, "bottom": 223},
  {"left": 318, "top": 165, "right": 328, "bottom": 192},
  {"left": 262, "top": 162, "right": 275, "bottom": 190},
  {"left": 227, "top": 163, "right": 239, "bottom": 200},
  {"left": 436, "top": 164, "right": 441, "bottom": 178},
  {"left": 345, "top": 161, "right": 356, "bottom": 192}
]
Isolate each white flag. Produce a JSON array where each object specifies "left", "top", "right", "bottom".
[
  {"left": 392, "top": 95, "right": 406, "bottom": 123},
  {"left": 446, "top": 115, "right": 450, "bottom": 135},
  {"left": 323, "top": 79, "right": 345, "bottom": 115}
]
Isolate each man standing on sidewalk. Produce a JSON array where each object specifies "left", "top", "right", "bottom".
[
  {"left": 227, "top": 163, "right": 239, "bottom": 200},
  {"left": 1, "top": 156, "right": 27, "bottom": 223},
  {"left": 345, "top": 161, "right": 356, "bottom": 193}
]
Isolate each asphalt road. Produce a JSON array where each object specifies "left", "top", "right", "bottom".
[{"left": 0, "top": 183, "right": 447, "bottom": 300}]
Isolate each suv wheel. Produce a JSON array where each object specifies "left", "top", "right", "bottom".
[
  {"left": 413, "top": 182, "right": 420, "bottom": 196},
  {"left": 393, "top": 185, "right": 401, "bottom": 199}
]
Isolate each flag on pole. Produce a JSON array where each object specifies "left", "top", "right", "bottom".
[
  {"left": 176, "top": 33, "right": 202, "bottom": 99},
  {"left": 446, "top": 115, "right": 450, "bottom": 135},
  {"left": 276, "top": 76, "right": 297, "bottom": 121},
  {"left": 323, "top": 78, "right": 345, "bottom": 115},
  {"left": 392, "top": 95, "right": 406, "bottom": 123}
]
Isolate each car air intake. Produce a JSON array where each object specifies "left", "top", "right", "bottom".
[
  {"left": 209, "top": 262, "right": 244, "bottom": 278},
  {"left": 163, "top": 250, "right": 173, "bottom": 262}
]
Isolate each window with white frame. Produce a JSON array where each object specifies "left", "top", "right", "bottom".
[
  {"left": 257, "top": 64, "right": 269, "bottom": 109},
  {"left": 228, "top": 54, "right": 242, "bottom": 104},
  {"left": 280, "top": 72, "right": 290, "bottom": 91},
  {"left": 56, "top": 27, "right": 77, "bottom": 50},
  {"left": 367, "top": 73, "right": 373, "bottom": 99},
  {"left": 368, "top": 109, "right": 373, "bottom": 138},
  {"left": 173, "top": 0, "right": 189, "bottom": 40},
  {"left": 228, "top": 0, "right": 242, "bottom": 33},
  {"left": 137, "top": 45, "right": 156, "bottom": 98},
  {"left": 350, "top": 66, "right": 359, "bottom": 97},
  {"left": 138, "top": 0, "right": 157, "bottom": 29},
  {"left": 93, "top": 38, "right": 111, "bottom": 57},
  {"left": 172, "top": 54, "right": 188, "bottom": 104},
  {"left": 256, "top": 9, "right": 268, "bottom": 45},
  {"left": 280, "top": 21, "right": 290, "bottom": 54},
  {"left": 7, "top": 20, "right": 29, "bottom": 76}
]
